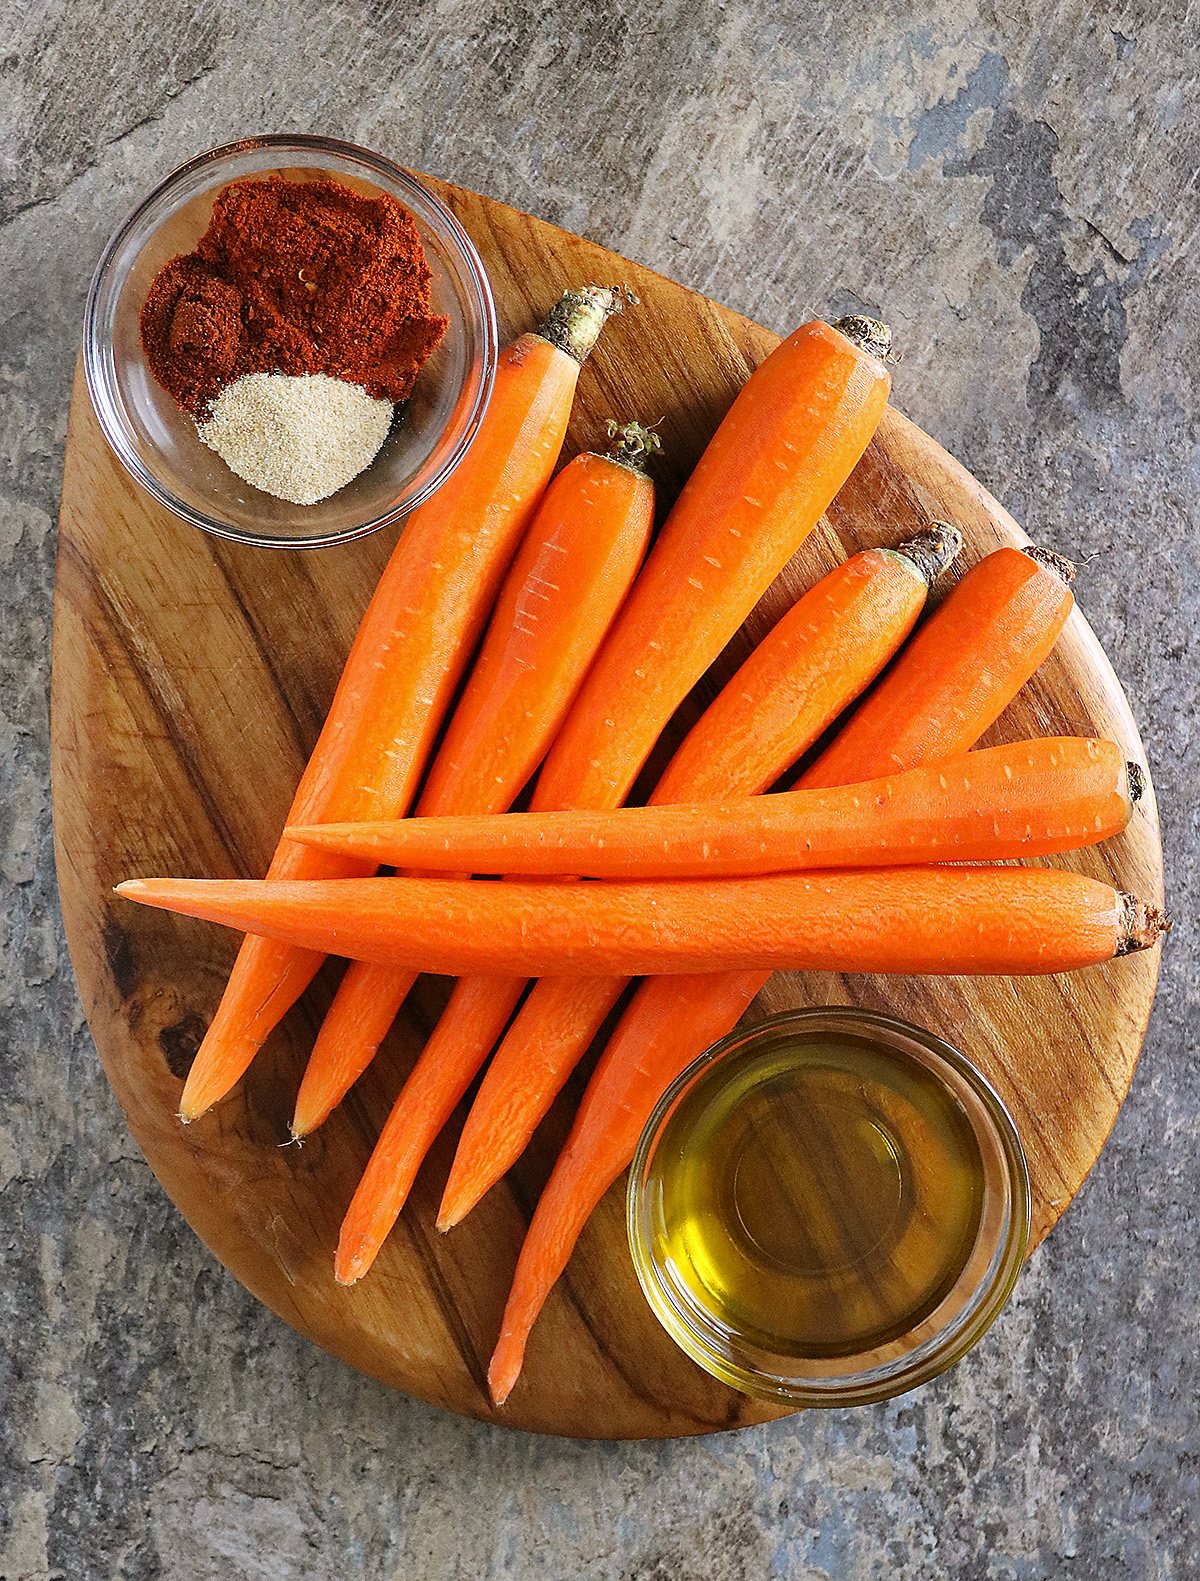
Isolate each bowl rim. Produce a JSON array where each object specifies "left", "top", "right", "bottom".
[
  {"left": 83, "top": 133, "right": 499, "bottom": 550},
  {"left": 626, "top": 1005, "right": 1032, "bottom": 1408}
]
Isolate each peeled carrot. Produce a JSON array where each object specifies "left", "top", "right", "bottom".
[
  {"left": 288, "top": 737, "right": 1136, "bottom": 876},
  {"left": 397, "top": 319, "right": 892, "bottom": 1222},
  {"left": 436, "top": 529, "right": 956, "bottom": 1230},
  {"left": 175, "top": 288, "right": 619, "bottom": 1122},
  {"left": 114, "top": 866, "right": 1165, "bottom": 978},
  {"left": 799, "top": 544, "right": 1077, "bottom": 788},
  {"left": 289, "top": 423, "right": 656, "bottom": 1138},
  {"left": 335, "top": 974, "right": 526, "bottom": 1285},
  {"left": 529, "top": 317, "right": 893, "bottom": 815},
  {"left": 485, "top": 967, "right": 762, "bottom": 1406},
  {"left": 485, "top": 538, "right": 1080, "bottom": 1401}
]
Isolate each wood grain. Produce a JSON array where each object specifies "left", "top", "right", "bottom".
[{"left": 51, "top": 175, "right": 1164, "bottom": 1439}]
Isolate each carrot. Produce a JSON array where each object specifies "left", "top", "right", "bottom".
[
  {"left": 287, "top": 737, "right": 1137, "bottom": 877},
  {"left": 394, "top": 320, "right": 892, "bottom": 1223},
  {"left": 289, "top": 422, "right": 657, "bottom": 1138},
  {"left": 334, "top": 974, "right": 526, "bottom": 1285},
  {"left": 175, "top": 288, "right": 619, "bottom": 1122},
  {"left": 114, "top": 866, "right": 1166, "bottom": 978},
  {"left": 485, "top": 539, "right": 1080, "bottom": 1401},
  {"left": 341, "top": 313, "right": 894, "bottom": 1251},
  {"left": 798, "top": 544, "right": 1077, "bottom": 789},
  {"left": 485, "top": 967, "right": 762, "bottom": 1406},
  {"left": 529, "top": 317, "right": 893, "bottom": 816},
  {"left": 435, "top": 528, "right": 958, "bottom": 1230}
]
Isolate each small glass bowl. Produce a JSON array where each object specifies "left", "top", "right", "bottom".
[
  {"left": 627, "top": 1007, "right": 1030, "bottom": 1408},
  {"left": 83, "top": 135, "right": 498, "bottom": 548}
]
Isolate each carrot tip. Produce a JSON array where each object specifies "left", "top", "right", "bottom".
[
  {"left": 436, "top": 1177, "right": 477, "bottom": 1231},
  {"left": 488, "top": 1327, "right": 527, "bottom": 1404},
  {"left": 176, "top": 1087, "right": 211, "bottom": 1122},
  {"left": 177, "top": 1081, "right": 217, "bottom": 1123},
  {"left": 291, "top": 1092, "right": 332, "bottom": 1138},
  {"left": 488, "top": 1359, "right": 518, "bottom": 1407},
  {"left": 335, "top": 1232, "right": 371, "bottom": 1284},
  {"left": 279, "top": 824, "right": 330, "bottom": 849}
]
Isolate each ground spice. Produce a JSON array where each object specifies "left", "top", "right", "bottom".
[
  {"left": 140, "top": 175, "right": 448, "bottom": 417},
  {"left": 199, "top": 372, "right": 394, "bottom": 505}
]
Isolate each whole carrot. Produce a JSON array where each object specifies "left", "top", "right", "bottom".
[
  {"left": 530, "top": 316, "right": 894, "bottom": 815},
  {"left": 798, "top": 544, "right": 1077, "bottom": 788},
  {"left": 289, "top": 422, "right": 657, "bottom": 1138},
  {"left": 175, "top": 288, "right": 619, "bottom": 1122},
  {"left": 288, "top": 737, "right": 1137, "bottom": 877},
  {"left": 114, "top": 867, "right": 1165, "bottom": 978},
  {"left": 436, "top": 529, "right": 957, "bottom": 1231},
  {"left": 485, "top": 538, "right": 1080, "bottom": 1401},
  {"left": 334, "top": 973, "right": 524, "bottom": 1286},
  {"left": 400, "top": 321, "right": 892, "bottom": 1225}
]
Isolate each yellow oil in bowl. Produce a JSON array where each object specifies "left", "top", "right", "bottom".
[{"left": 627, "top": 1009, "right": 1030, "bottom": 1406}]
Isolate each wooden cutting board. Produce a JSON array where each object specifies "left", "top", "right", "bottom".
[{"left": 51, "top": 175, "right": 1165, "bottom": 1440}]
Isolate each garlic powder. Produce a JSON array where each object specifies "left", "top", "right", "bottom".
[{"left": 199, "top": 372, "right": 393, "bottom": 505}]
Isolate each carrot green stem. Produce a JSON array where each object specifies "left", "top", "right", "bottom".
[{"left": 1117, "top": 894, "right": 1171, "bottom": 954}]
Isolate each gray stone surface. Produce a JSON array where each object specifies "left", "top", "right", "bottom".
[{"left": 1, "top": 0, "right": 1197, "bottom": 1575}]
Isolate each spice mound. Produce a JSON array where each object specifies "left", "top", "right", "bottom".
[
  {"left": 199, "top": 374, "right": 394, "bottom": 506},
  {"left": 140, "top": 175, "right": 449, "bottom": 503}
]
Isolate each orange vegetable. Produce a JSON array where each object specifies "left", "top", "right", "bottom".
[
  {"left": 485, "top": 539, "right": 1080, "bottom": 1401},
  {"left": 436, "top": 529, "right": 956, "bottom": 1230},
  {"left": 290, "top": 424, "right": 656, "bottom": 1138},
  {"left": 798, "top": 544, "right": 1076, "bottom": 789},
  {"left": 288, "top": 737, "right": 1136, "bottom": 877},
  {"left": 530, "top": 317, "right": 893, "bottom": 815},
  {"left": 115, "top": 866, "right": 1163, "bottom": 978},
  {"left": 335, "top": 974, "right": 526, "bottom": 1286},
  {"left": 176, "top": 288, "right": 620, "bottom": 1122},
  {"left": 404, "top": 318, "right": 893, "bottom": 1225}
]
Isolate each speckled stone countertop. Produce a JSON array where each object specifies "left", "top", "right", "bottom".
[{"left": 2, "top": 3, "right": 1196, "bottom": 1576}]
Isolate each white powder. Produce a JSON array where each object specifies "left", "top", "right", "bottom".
[{"left": 199, "top": 372, "right": 394, "bottom": 505}]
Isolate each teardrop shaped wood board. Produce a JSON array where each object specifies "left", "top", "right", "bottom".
[{"left": 51, "top": 173, "right": 1164, "bottom": 1440}]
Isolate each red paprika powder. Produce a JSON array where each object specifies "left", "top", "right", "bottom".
[{"left": 140, "top": 175, "right": 448, "bottom": 416}]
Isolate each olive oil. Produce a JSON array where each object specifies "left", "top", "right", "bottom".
[{"left": 645, "top": 1028, "right": 987, "bottom": 1359}]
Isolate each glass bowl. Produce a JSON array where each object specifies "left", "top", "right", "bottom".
[
  {"left": 627, "top": 1007, "right": 1030, "bottom": 1408},
  {"left": 83, "top": 135, "right": 498, "bottom": 548}
]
